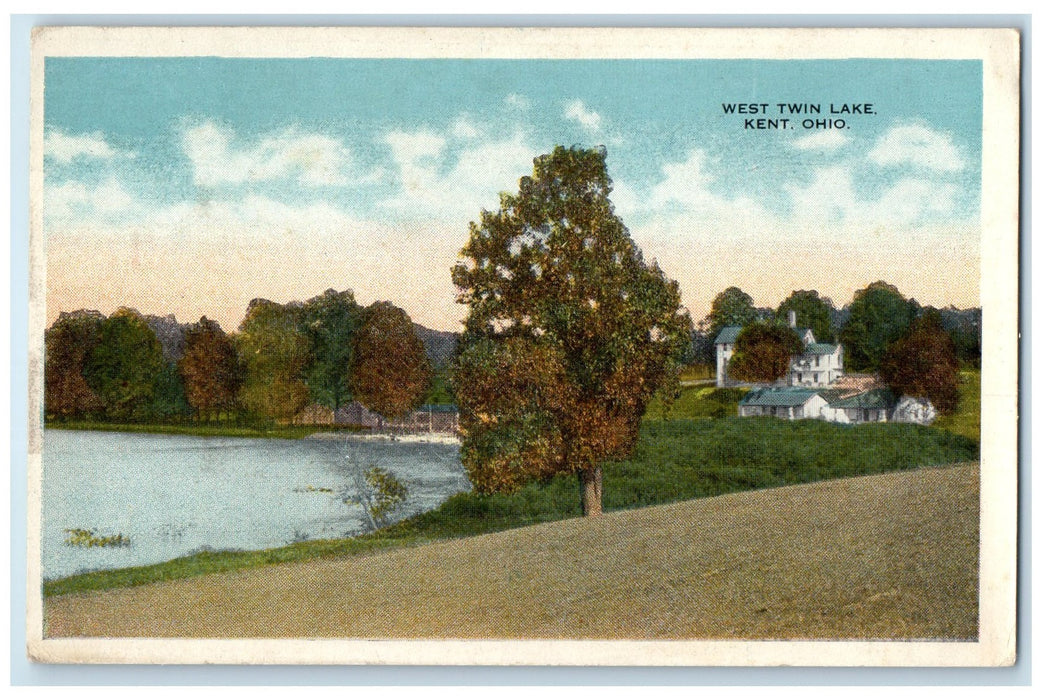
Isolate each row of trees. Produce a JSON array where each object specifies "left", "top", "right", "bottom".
[
  {"left": 44, "top": 291, "right": 433, "bottom": 424},
  {"left": 700, "top": 282, "right": 981, "bottom": 372}
]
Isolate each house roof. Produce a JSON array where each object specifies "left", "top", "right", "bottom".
[
  {"left": 714, "top": 326, "right": 742, "bottom": 344},
  {"left": 739, "top": 387, "right": 823, "bottom": 407},
  {"left": 803, "top": 343, "right": 839, "bottom": 355},
  {"left": 828, "top": 388, "right": 896, "bottom": 409}
]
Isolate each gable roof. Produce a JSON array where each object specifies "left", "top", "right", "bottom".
[
  {"left": 714, "top": 326, "right": 742, "bottom": 344},
  {"left": 828, "top": 388, "right": 897, "bottom": 409},
  {"left": 739, "top": 387, "right": 823, "bottom": 407},
  {"left": 803, "top": 343, "right": 839, "bottom": 355}
]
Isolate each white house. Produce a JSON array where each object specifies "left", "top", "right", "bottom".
[
  {"left": 737, "top": 387, "right": 831, "bottom": 420},
  {"left": 715, "top": 311, "right": 844, "bottom": 388}
]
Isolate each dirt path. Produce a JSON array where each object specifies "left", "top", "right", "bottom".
[{"left": 45, "top": 463, "right": 979, "bottom": 640}]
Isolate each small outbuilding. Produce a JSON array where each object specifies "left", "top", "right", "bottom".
[{"left": 738, "top": 387, "right": 830, "bottom": 420}]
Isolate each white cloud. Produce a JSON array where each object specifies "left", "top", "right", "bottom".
[
  {"left": 46, "top": 178, "right": 135, "bottom": 219},
  {"left": 505, "top": 93, "right": 531, "bottom": 110},
  {"left": 563, "top": 99, "right": 602, "bottom": 131},
  {"left": 44, "top": 129, "right": 132, "bottom": 162},
  {"left": 792, "top": 130, "right": 851, "bottom": 151},
  {"left": 452, "top": 116, "right": 481, "bottom": 139},
  {"left": 182, "top": 120, "right": 358, "bottom": 187},
  {"left": 649, "top": 149, "right": 714, "bottom": 207},
  {"left": 869, "top": 122, "right": 965, "bottom": 172},
  {"left": 784, "top": 165, "right": 858, "bottom": 222},
  {"left": 381, "top": 125, "right": 536, "bottom": 219}
]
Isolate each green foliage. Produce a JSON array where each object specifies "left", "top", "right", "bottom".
[
  {"left": 646, "top": 386, "right": 748, "bottom": 420},
  {"left": 776, "top": 290, "right": 836, "bottom": 342},
  {"left": 350, "top": 301, "right": 433, "bottom": 420},
  {"left": 235, "top": 299, "right": 312, "bottom": 421},
  {"left": 82, "top": 308, "right": 169, "bottom": 421},
  {"left": 423, "top": 369, "right": 456, "bottom": 405},
  {"left": 44, "top": 311, "right": 105, "bottom": 418},
  {"left": 707, "top": 286, "right": 757, "bottom": 340},
  {"left": 880, "top": 310, "right": 960, "bottom": 415},
  {"left": 933, "top": 369, "right": 981, "bottom": 442},
  {"left": 64, "top": 528, "right": 130, "bottom": 548},
  {"left": 299, "top": 289, "right": 362, "bottom": 410},
  {"left": 452, "top": 145, "right": 691, "bottom": 510},
  {"left": 839, "top": 281, "right": 917, "bottom": 371},
  {"left": 364, "top": 467, "right": 409, "bottom": 527},
  {"left": 728, "top": 322, "right": 804, "bottom": 383}
]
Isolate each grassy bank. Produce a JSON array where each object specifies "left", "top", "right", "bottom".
[
  {"left": 44, "top": 421, "right": 366, "bottom": 440},
  {"left": 46, "top": 402, "right": 978, "bottom": 597}
]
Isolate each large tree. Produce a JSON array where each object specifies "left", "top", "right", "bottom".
[
  {"left": 728, "top": 322, "right": 805, "bottom": 383},
  {"left": 82, "top": 308, "right": 169, "bottom": 421},
  {"left": 879, "top": 310, "right": 960, "bottom": 415},
  {"left": 299, "top": 289, "right": 363, "bottom": 411},
  {"left": 839, "top": 281, "right": 918, "bottom": 371},
  {"left": 707, "top": 286, "right": 758, "bottom": 341},
  {"left": 349, "top": 301, "right": 432, "bottom": 420},
  {"left": 235, "top": 299, "right": 312, "bottom": 422},
  {"left": 776, "top": 290, "right": 836, "bottom": 342},
  {"left": 451, "top": 145, "right": 690, "bottom": 517},
  {"left": 44, "top": 311, "right": 105, "bottom": 419},
  {"left": 178, "top": 317, "right": 242, "bottom": 421}
]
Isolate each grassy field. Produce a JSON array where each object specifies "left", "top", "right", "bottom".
[
  {"left": 45, "top": 463, "right": 979, "bottom": 640},
  {"left": 45, "top": 382, "right": 978, "bottom": 597}
]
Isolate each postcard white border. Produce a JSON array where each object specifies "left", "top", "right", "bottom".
[{"left": 26, "top": 25, "right": 1020, "bottom": 667}]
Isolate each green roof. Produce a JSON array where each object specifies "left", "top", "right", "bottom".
[
  {"left": 714, "top": 326, "right": 742, "bottom": 344},
  {"left": 803, "top": 343, "right": 838, "bottom": 355},
  {"left": 739, "top": 387, "right": 823, "bottom": 407},
  {"left": 828, "top": 389, "right": 896, "bottom": 409}
]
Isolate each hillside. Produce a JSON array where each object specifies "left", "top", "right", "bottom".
[{"left": 45, "top": 462, "right": 978, "bottom": 640}]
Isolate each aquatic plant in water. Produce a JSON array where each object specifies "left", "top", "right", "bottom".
[{"left": 64, "top": 528, "right": 131, "bottom": 548}]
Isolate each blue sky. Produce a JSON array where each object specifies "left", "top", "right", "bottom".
[{"left": 44, "top": 57, "right": 983, "bottom": 331}]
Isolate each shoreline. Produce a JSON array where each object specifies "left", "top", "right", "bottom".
[{"left": 307, "top": 431, "right": 460, "bottom": 444}]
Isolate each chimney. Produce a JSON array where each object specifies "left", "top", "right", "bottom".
[{"left": 788, "top": 310, "right": 796, "bottom": 328}]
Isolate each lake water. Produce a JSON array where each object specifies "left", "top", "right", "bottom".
[{"left": 41, "top": 429, "right": 469, "bottom": 581}]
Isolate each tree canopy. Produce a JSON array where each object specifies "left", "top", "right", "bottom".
[
  {"left": 178, "top": 317, "right": 241, "bottom": 419},
  {"left": 777, "top": 290, "right": 835, "bottom": 343},
  {"left": 707, "top": 286, "right": 757, "bottom": 340},
  {"left": 44, "top": 311, "right": 105, "bottom": 418},
  {"left": 349, "top": 301, "right": 432, "bottom": 420},
  {"left": 839, "top": 281, "right": 918, "bottom": 371},
  {"left": 235, "top": 299, "right": 312, "bottom": 422},
  {"left": 728, "top": 322, "right": 805, "bottom": 383},
  {"left": 299, "top": 289, "right": 362, "bottom": 410},
  {"left": 879, "top": 310, "right": 960, "bottom": 415},
  {"left": 82, "top": 308, "right": 170, "bottom": 421},
  {"left": 451, "top": 145, "right": 690, "bottom": 516}
]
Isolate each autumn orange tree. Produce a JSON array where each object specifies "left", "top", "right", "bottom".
[
  {"left": 879, "top": 309, "right": 960, "bottom": 415},
  {"left": 451, "top": 146, "right": 690, "bottom": 517},
  {"left": 728, "top": 322, "right": 804, "bottom": 383},
  {"left": 178, "top": 317, "right": 241, "bottom": 421},
  {"left": 349, "top": 301, "right": 432, "bottom": 420}
]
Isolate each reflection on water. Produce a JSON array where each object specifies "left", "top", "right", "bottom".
[{"left": 41, "top": 429, "right": 468, "bottom": 580}]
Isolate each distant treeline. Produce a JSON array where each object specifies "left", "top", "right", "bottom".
[
  {"left": 44, "top": 289, "right": 457, "bottom": 425},
  {"left": 686, "top": 282, "right": 982, "bottom": 371}
]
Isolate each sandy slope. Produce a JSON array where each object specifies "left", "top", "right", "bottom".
[{"left": 45, "top": 463, "right": 979, "bottom": 640}]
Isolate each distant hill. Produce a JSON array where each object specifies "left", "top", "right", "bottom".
[{"left": 413, "top": 324, "right": 458, "bottom": 369}]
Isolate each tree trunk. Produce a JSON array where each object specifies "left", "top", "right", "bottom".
[{"left": 579, "top": 466, "right": 603, "bottom": 517}]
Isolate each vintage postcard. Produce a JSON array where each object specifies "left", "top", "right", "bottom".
[{"left": 26, "top": 26, "right": 1019, "bottom": 666}]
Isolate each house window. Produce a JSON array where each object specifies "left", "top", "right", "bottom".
[
  {"left": 815, "top": 356, "right": 820, "bottom": 367},
  {"left": 813, "top": 373, "right": 819, "bottom": 383},
  {"left": 797, "top": 372, "right": 803, "bottom": 382}
]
